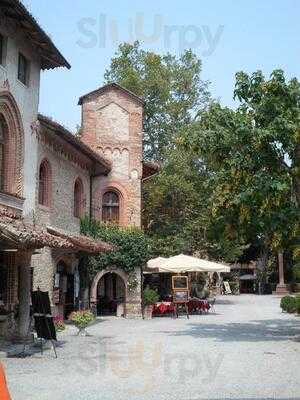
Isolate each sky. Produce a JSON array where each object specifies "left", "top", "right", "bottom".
[{"left": 24, "top": 0, "right": 300, "bottom": 131}]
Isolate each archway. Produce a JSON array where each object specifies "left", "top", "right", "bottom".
[{"left": 90, "top": 268, "right": 127, "bottom": 317}]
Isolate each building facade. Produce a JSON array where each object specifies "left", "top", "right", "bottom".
[
  {"left": 0, "top": 2, "right": 157, "bottom": 336},
  {"left": 0, "top": 1, "right": 115, "bottom": 341}
]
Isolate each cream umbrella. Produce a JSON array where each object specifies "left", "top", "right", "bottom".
[{"left": 145, "top": 254, "right": 230, "bottom": 273}]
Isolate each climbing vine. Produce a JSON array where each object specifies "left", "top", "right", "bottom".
[{"left": 81, "top": 217, "right": 150, "bottom": 276}]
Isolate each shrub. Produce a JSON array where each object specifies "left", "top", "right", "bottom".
[
  {"left": 53, "top": 315, "right": 65, "bottom": 332},
  {"left": 292, "top": 267, "right": 300, "bottom": 283},
  {"left": 280, "top": 296, "right": 296, "bottom": 313},
  {"left": 68, "top": 310, "right": 95, "bottom": 329},
  {"left": 143, "top": 287, "right": 159, "bottom": 306}
]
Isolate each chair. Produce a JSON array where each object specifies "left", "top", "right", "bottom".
[{"left": 208, "top": 297, "right": 216, "bottom": 313}]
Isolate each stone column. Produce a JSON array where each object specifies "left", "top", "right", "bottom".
[
  {"left": 126, "top": 267, "right": 142, "bottom": 318},
  {"left": 14, "top": 251, "right": 33, "bottom": 343},
  {"left": 275, "top": 251, "right": 289, "bottom": 295}
]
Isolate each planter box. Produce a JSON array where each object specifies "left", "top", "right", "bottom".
[{"left": 143, "top": 305, "right": 153, "bottom": 320}]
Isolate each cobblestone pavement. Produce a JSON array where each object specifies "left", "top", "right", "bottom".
[{"left": 2, "top": 295, "right": 300, "bottom": 400}]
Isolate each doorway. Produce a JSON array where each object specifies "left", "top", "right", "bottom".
[
  {"left": 96, "top": 272, "right": 125, "bottom": 316},
  {"left": 56, "top": 261, "right": 75, "bottom": 319}
]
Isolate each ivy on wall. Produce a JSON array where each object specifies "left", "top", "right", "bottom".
[{"left": 81, "top": 217, "right": 150, "bottom": 276}]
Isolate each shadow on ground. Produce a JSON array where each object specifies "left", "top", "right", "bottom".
[{"left": 160, "top": 318, "right": 300, "bottom": 342}]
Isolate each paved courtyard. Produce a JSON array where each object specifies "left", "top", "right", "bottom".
[{"left": 2, "top": 295, "right": 300, "bottom": 400}]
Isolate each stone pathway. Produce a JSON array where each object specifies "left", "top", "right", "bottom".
[{"left": 2, "top": 295, "right": 300, "bottom": 400}]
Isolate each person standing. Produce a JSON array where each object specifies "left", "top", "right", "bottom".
[{"left": 0, "top": 363, "right": 11, "bottom": 400}]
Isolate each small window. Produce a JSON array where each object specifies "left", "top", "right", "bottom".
[
  {"left": 18, "top": 53, "right": 29, "bottom": 85},
  {"left": 74, "top": 178, "right": 84, "bottom": 218},
  {"left": 38, "top": 160, "right": 51, "bottom": 207},
  {"left": 102, "top": 191, "right": 120, "bottom": 224}
]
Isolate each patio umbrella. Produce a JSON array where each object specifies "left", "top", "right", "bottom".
[{"left": 145, "top": 254, "right": 230, "bottom": 273}]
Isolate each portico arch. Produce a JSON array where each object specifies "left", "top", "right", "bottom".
[{"left": 90, "top": 268, "right": 128, "bottom": 316}]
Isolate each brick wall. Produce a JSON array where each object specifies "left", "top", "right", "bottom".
[
  {"left": 80, "top": 85, "right": 144, "bottom": 317},
  {"left": 80, "top": 86, "right": 143, "bottom": 227}
]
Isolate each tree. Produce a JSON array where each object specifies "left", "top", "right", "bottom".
[
  {"left": 185, "top": 69, "right": 300, "bottom": 268},
  {"left": 104, "top": 41, "right": 210, "bottom": 161}
]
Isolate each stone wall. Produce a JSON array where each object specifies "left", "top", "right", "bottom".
[
  {"left": 32, "top": 130, "right": 91, "bottom": 312},
  {"left": 34, "top": 136, "right": 91, "bottom": 234}
]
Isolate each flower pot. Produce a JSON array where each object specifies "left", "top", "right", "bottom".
[{"left": 143, "top": 305, "right": 153, "bottom": 320}]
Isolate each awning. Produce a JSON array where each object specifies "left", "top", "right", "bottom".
[
  {"left": 145, "top": 254, "right": 230, "bottom": 273},
  {"left": 0, "top": 212, "right": 114, "bottom": 253},
  {"left": 240, "top": 274, "right": 256, "bottom": 281}
]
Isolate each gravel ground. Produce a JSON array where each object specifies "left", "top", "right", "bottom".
[{"left": 2, "top": 295, "right": 300, "bottom": 400}]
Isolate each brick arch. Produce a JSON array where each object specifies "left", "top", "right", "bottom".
[
  {"left": 0, "top": 91, "right": 24, "bottom": 196},
  {"left": 90, "top": 268, "right": 128, "bottom": 315},
  {"left": 93, "top": 181, "right": 129, "bottom": 225}
]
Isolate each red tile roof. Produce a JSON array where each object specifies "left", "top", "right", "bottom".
[
  {"left": 0, "top": 211, "right": 114, "bottom": 253},
  {"left": 78, "top": 83, "right": 144, "bottom": 105}
]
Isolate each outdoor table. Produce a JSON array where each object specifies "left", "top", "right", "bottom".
[
  {"left": 188, "top": 299, "right": 210, "bottom": 313},
  {"left": 153, "top": 302, "right": 175, "bottom": 315}
]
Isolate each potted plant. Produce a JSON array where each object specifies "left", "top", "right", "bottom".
[
  {"left": 142, "top": 287, "right": 159, "bottom": 320},
  {"left": 68, "top": 310, "right": 95, "bottom": 336}
]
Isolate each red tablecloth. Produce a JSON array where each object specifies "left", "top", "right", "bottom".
[
  {"left": 188, "top": 299, "right": 210, "bottom": 313},
  {"left": 153, "top": 302, "right": 175, "bottom": 315},
  {"left": 153, "top": 299, "right": 210, "bottom": 315}
]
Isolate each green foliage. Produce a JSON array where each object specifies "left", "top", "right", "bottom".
[
  {"left": 292, "top": 266, "right": 300, "bottom": 283},
  {"left": 143, "top": 287, "right": 159, "bottom": 305},
  {"left": 81, "top": 217, "right": 150, "bottom": 275},
  {"left": 280, "top": 296, "right": 297, "bottom": 313},
  {"left": 184, "top": 69, "right": 300, "bottom": 267},
  {"left": 68, "top": 310, "right": 95, "bottom": 329},
  {"left": 104, "top": 41, "right": 210, "bottom": 161},
  {"left": 296, "top": 295, "right": 300, "bottom": 314}
]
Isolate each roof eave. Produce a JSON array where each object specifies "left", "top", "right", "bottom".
[{"left": 1, "top": 0, "right": 71, "bottom": 70}]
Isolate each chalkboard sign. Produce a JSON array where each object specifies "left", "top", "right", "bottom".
[
  {"left": 173, "top": 290, "right": 189, "bottom": 303},
  {"left": 172, "top": 276, "right": 189, "bottom": 290}
]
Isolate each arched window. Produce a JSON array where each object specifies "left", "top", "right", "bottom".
[
  {"left": 0, "top": 93, "right": 24, "bottom": 196},
  {"left": 0, "top": 117, "right": 6, "bottom": 191},
  {"left": 38, "top": 159, "right": 51, "bottom": 207},
  {"left": 74, "top": 178, "right": 84, "bottom": 218},
  {"left": 102, "top": 191, "right": 119, "bottom": 224}
]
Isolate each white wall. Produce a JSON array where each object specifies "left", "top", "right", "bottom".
[{"left": 0, "top": 15, "right": 41, "bottom": 218}]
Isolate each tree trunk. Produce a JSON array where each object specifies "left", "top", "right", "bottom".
[
  {"left": 293, "top": 143, "right": 300, "bottom": 206},
  {"left": 293, "top": 176, "right": 300, "bottom": 206}
]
